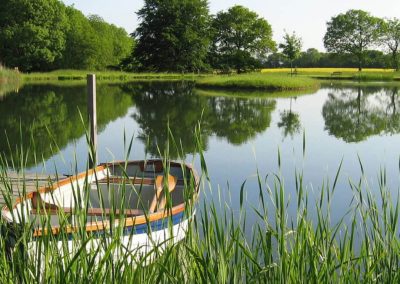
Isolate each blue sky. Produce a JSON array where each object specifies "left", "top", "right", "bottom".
[{"left": 61, "top": 0, "right": 400, "bottom": 51}]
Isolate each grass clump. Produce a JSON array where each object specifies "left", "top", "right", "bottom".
[
  {"left": 0, "top": 66, "right": 22, "bottom": 97},
  {"left": 196, "top": 73, "right": 320, "bottom": 91}
]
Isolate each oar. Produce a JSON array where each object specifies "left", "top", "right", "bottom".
[{"left": 149, "top": 174, "right": 177, "bottom": 213}]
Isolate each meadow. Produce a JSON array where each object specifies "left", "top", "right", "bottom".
[{"left": 262, "top": 68, "right": 400, "bottom": 81}]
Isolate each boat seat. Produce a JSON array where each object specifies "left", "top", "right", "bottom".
[
  {"left": 31, "top": 192, "right": 144, "bottom": 216},
  {"left": 149, "top": 174, "right": 177, "bottom": 213}
]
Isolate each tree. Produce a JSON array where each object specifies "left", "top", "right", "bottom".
[
  {"left": 279, "top": 32, "right": 302, "bottom": 75},
  {"left": 0, "top": 0, "right": 69, "bottom": 71},
  {"left": 133, "top": 0, "right": 211, "bottom": 72},
  {"left": 210, "top": 5, "right": 276, "bottom": 73},
  {"left": 381, "top": 18, "right": 400, "bottom": 70},
  {"left": 324, "top": 10, "right": 382, "bottom": 71}
]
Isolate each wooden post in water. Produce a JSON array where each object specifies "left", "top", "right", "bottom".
[{"left": 87, "top": 74, "right": 97, "bottom": 168}]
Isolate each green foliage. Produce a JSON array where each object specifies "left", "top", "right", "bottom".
[
  {"left": 380, "top": 18, "right": 400, "bottom": 70},
  {"left": 209, "top": 5, "right": 276, "bottom": 73},
  {"left": 58, "top": 10, "right": 133, "bottom": 70},
  {"left": 0, "top": 0, "right": 68, "bottom": 72},
  {"left": 0, "top": 1, "right": 132, "bottom": 72},
  {"left": 279, "top": 32, "right": 302, "bottom": 74},
  {"left": 133, "top": 0, "right": 211, "bottom": 72},
  {"left": 324, "top": 10, "right": 383, "bottom": 71}
]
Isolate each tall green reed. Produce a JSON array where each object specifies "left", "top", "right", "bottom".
[{"left": 0, "top": 124, "right": 399, "bottom": 283}]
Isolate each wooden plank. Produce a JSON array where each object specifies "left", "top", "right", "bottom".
[{"left": 0, "top": 171, "right": 60, "bottom": 206}]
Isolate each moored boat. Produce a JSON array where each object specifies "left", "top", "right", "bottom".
[{"left": 1, "top": 159, "right": 199, "bottom": 263}]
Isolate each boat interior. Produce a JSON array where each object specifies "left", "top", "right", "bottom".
[{"left": 25, "top": 160, "right": 196, "bottom": 227}]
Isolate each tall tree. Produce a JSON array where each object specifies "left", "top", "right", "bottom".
[
  {"left": 381, "top": 18, "right": 400, "bottom": 70},
  {"left": 279, "top": 32, "right": 302, "bottom": 76},
  {"left": 323, "top": 10, "right": 382, "bottom": 71},
  {"left": 210, "top": 5, "right": 276, "bottom": 73},
  {"left": 133, "top": 0, "right": 211, "bottom": 72},
  {"left": 0, "top": 0, "right": 69, "bottom": 72}
]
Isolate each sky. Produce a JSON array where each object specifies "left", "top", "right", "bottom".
[{"left": 61, "top": 0, "right": 400, "bottom": 51}]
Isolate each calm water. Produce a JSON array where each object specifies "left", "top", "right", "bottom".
[{"left": 1, "top": 81, "right": 399, "bottom": 224}]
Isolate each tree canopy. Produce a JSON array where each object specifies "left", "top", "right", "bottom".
[
  {"left": 279, "top": 32, "right": 302, "bottom": 74},
  {"left": 0, "top": 0, "right": 68, "bottom": 71},
  {"left": 133, "top": 0, "right": 211, "bottom": 72},
  {"left": 209, "top": 5, "right": 276, "bottom": 73},
  {"left": 0, "top": 0, "right": 132, "bottom": 72},
  {"left": 323, "top": 10, "right": 382, "bottom": 71},
  {"left": 380, "top": 18, "right": 400, "bottom": 70}
]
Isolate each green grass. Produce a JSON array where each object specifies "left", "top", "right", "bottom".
[
  {"left": 196, "top": 73, "right": 320, "bottom": 91},
  {"left": 0, "top": 66, "right": 22, "bottom": 97},
  {"left": 23, "top": 69, "right": 202, "bottom": 82},
  {"left": 263, "top": 68, "right": 400, "bottom": 81},
  {"left": 195, "top": 87, "right": 318, "bottom": 99},
  {"left": 0, "top": 126, "right": 399, "bottom": 282}
]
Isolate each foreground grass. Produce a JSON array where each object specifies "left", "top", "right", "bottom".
[
  {"left": 196, "top": 73, "right": 320, "bottom": 91},
  {"left": 0, "top": 129, "right": 399, "bottom": 283}
]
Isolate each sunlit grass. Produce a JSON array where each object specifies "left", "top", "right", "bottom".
[
  {"left": 0, "top": 66, "right": 21, "bottom": 97},
  {"left": 196, "top": 73, "right": 320, "bottom": 91},
  {"left": 262, "top": 68, "right": 396, "bottom": 73}
]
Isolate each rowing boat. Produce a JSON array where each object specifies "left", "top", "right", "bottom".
[{"left": 1, "top": 159, "right": 199, "bottom": 263}]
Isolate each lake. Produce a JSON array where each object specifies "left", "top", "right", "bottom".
[{"left": 1, "top": 81, "right": 399, "bottom": 225}]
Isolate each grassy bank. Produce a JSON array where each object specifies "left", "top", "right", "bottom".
[
  {"left": 0, "top": 66, "right": 21, "bottom": 97},
  {"left": 196, "top": 73, "right": 320, "bottom": 91},
  {"left": 262, "top": 67, "right": 400, "bottom": 81},
  {"left": 0, "top": 130, "right": 399, "bottom": 282},
  {"left": 23, "top": 69, "right": 201, "bottom": 82}
]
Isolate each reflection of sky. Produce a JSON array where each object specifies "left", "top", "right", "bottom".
[{"left": 28, "top": 86, "right": 400, "bottom": 228}]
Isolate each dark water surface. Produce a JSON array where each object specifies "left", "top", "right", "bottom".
[{"left": 1, "top": 81, "right": 399, "bottom": 224}]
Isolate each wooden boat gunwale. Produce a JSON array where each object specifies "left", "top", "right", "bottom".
[{"left": 1, "top": 159, "right": 199, "bottom": 238}]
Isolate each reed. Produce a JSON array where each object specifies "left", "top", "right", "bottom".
[
  {"left": 0, "top": 127, "right": 399, "bottom": 282},
  {"left": 0, "top": 65, "right": 21, "bottom": 97}
]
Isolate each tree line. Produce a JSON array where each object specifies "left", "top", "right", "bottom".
[
  {"left": 0, "top": 0, "right": 133, "bottom": 72},
  {"left": 1, "top": 0, "right": 399, "bottom": 73}
]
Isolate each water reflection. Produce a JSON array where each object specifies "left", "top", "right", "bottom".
[
  {"left": 0, "top": 84, "right": 132, "bottom": 166},
  {"left": 322, "top": 86, "right": 400, "bottom": 142},
  {"left": 277, "top": 97, "right": 301, "bottom": 139},
  {"left": 123, "top": 81, "right": 276, "bottom": 157}
]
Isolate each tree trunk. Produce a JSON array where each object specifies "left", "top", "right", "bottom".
[
  {"left": 392, "top": 51, "right": 398, "bottom": 71},
  {"left": 290, "top": 61, "right": 293, "bottom": 77}
]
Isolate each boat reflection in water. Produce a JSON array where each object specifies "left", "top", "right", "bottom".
[{"left": 2, "top": 159, "right": 199, "bottom": 264}]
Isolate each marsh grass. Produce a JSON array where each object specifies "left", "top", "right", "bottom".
[
  {"left": 0, "top": 126, "right": 399, "bottom": 283},
  {"left": 0, "top": 66, "right": 21, "bottom": 97}
]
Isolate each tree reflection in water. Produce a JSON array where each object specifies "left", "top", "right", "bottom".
[
  {"left": 322, "top": 86, "right": 400, "bottom": 142},
  {"left": 277, "top": 97, "right": 301, "bottom": 139},
  {"left": 0, "top": 83, "right": 133, "bottom": 166},
  {"left": 123, "top": 81, "right": 276, "bottom": 158}
]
